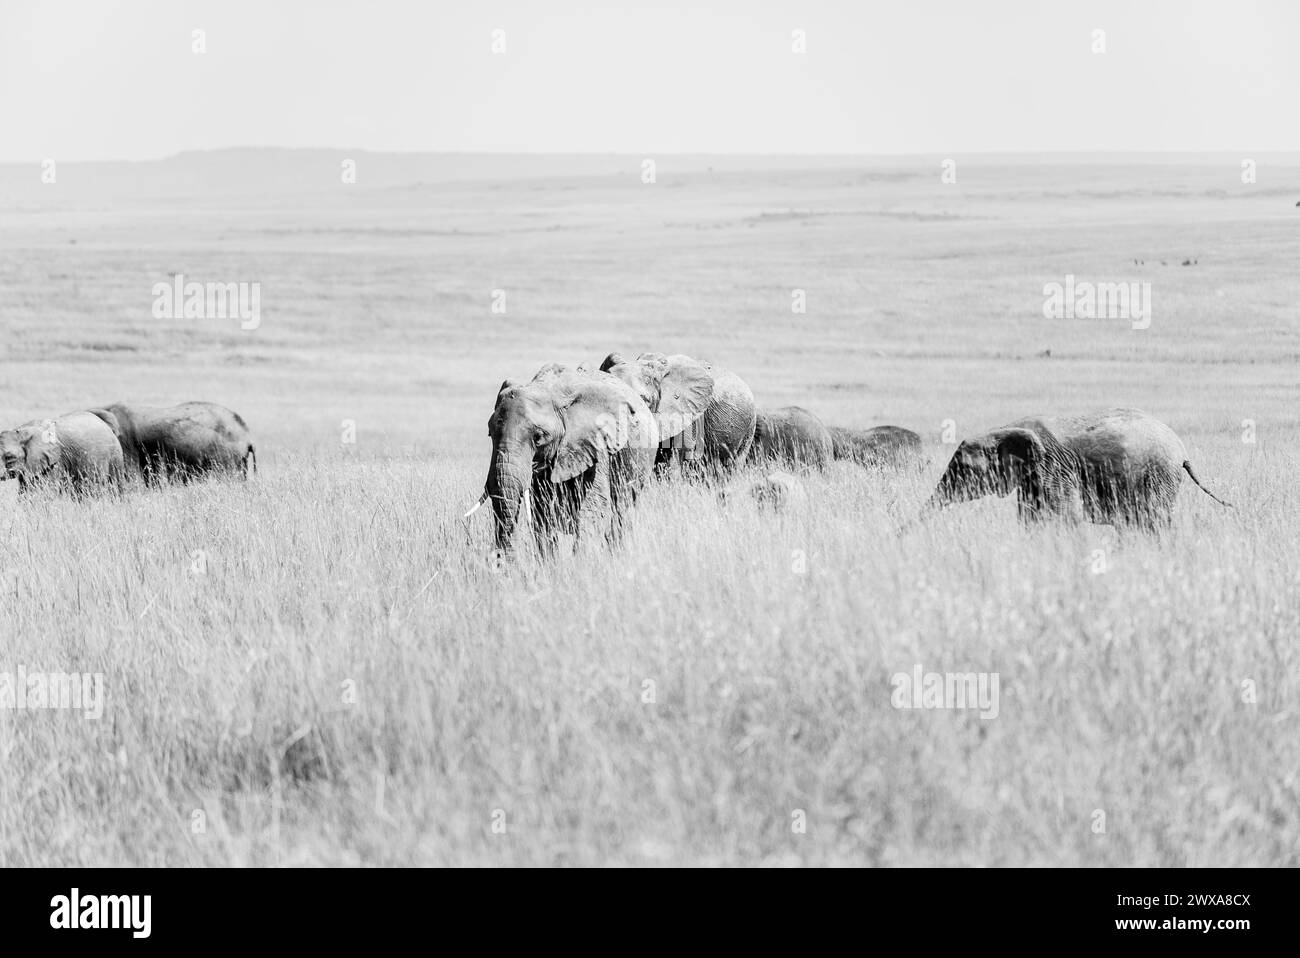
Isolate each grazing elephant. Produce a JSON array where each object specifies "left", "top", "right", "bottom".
[
  {"left": 477, "top": 363, "right": 659, "bottom": 558},
  {"left": 749, "top": 406, "right": 834, "bottom": 471},
  {"left": 95, "top": 402, "right": 255, "bottom": 483},
  {"left": 829, "top": 425, "right": 923, "bottom": 469},
  {"left": 600, "top": 351, "right": 756, "bottom": 477},
  {"left": 920, "top": 408, "right": 1230, "bottom": 528},
  {"left": 0, "top": 410, "right": 125, "bottom": 495}
]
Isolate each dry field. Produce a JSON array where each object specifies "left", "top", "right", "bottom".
[{"left": 1, "top": 152, "right": 1298, "bottom": 865}]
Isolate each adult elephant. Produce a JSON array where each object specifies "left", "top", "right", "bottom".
[
  {"left": 599, "top": 351, "right": 756, "bottom": 477},
  {"left": 476, "top": 363, "right": 659, "bottom": 558},
  {"left": 919, "top": 408, "right": 1230, "bottom": 528},
  {"left": 829, "top": 425, "right": 923, "bottom": 469},
  {"left": 95, "top": 401, "right": 255, "bottom": 483},
  {"left": 749, "top": 406, "right": 834, "bottom": 471},
  {"left": 0, "top": 410, "right": 125, "bottom": 495}
]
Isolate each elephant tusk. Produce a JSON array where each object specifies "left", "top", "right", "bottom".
[{"left": 463, "top": 492, "right": 489, "bottom": 518}]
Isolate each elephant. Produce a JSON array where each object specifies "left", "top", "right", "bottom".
[
  {"left": 94, "top": 401, "right": 255, "bottom": 483},
  {"left": 749, "top": 406, "right": 834, "bottom": 471},
  {"left": 829, "top": 425, "right": 924, "bottom": 469},
  {"left": 476, "top": 363, "right": 659, "bottom": 558},
  {"left": 0, "top": 410, "right": 125, "bottom": 495},
  {"left": 599, "top": 351, "right": 756, "bottom": 477},
  {"left": 745, "top": 470, "right": 808, "bottom": 512},
  {"left": 919, "top": 408, "right": 1231, "bottom": 528}
]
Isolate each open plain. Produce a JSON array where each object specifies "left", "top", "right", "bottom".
[{"left": 1, "top": 151, "right": 1297, "bottom": 865}]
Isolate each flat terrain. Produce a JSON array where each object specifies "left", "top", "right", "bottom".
[{"left": 1, "top": 151, "right": 1297, "bottom": 865}]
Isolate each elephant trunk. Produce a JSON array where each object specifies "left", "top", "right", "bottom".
[
  {"left": 932, "top": 460, "right": 977, "bottom": 505},
  {"left": 895, "top": 492, "right": 946, "bottom": 535},
  {"left": 486, "top": 438, "right": 534, "bottom": 555}
]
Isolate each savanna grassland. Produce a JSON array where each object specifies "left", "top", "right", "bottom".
[{"left": 1, "top": 151, "right": 1298, "bottom": 865}]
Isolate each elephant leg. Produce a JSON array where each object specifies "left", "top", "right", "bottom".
[
  {"left": 680, "top": 452, "right": 708, "bottom": 483},
  {"left": 1063, "top": 488, "right": 1086, "bottom": 523},
  {"left": 1111, "top": 483, "right": 1139, "bottom": 527},
  {"left": 1019, "top": 469, "right": 1084, "bottom": 523},
  {"left": 732, "top": 431, "right": 754, "bottom": 469},
  {"left": 653, "top": 445, "right": 678, "bottom": 480},
  {"left": 1135, "top": 470, "right": 1178, "bottom": 530},
  {"left": 1153, "top": 485, "right": 1178, "bottom": 529},
  {"left": 574, "top": 456, "right": 612, "bottom": 551},
  {"left": 1098, "top": 480, "right": 1149, "bottom": 528},
  {"left": 1016, "top": 496, "right": 1046, "bottom": 523},
  {"left": 1048, "top": 479, "right": 1085, "bottom": 523},
  {"left": 530, "top": 481, "right": 561, "bottom": 558},
  {"left": 532, "top": 514, "right": 559, "bottom": 557},
  {"left": 1074, "top": 465, "right": 1111, "bottom": 524},
  {"left": 679, "top": 418, "right": 707, "bottom": 480},
  {"left": 604, "top": 465, "right": 640, "bottom": 548}
]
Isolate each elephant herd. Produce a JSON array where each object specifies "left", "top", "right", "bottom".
[
  {"left": 0, "top": 402, "right": 255, "bottom": 493},
  {"left": 475, "top": 351, "right": 1233, "bottom": 558},
  {"left": 471, "top": 351, "right": 928, "bottom": 558},
  {"left": 3, "top": 364, "right": 1231, "bottom": 558}
]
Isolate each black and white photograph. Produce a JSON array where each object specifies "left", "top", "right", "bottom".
[{"left": 0, "top": 0, "right": 1295, "bottom": 922}]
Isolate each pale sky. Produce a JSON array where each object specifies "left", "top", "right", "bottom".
[{"left": 0, "top": 0, "right": 1295, "bottom": 162}]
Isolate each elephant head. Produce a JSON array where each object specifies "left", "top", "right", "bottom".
[
  {"left": 599, "top": 352, "right": 713, "bottom": 447},
  {"left": 927, "top": 427, "right": 1047, "bottom": 511},
  {"left": 0, "top": 427, "right": 23, "bottom": 480},
  {"left": 0, "top": 421, "right": 57, "bottom": 490},
  {"left": 484, "top": 367, "right": 653, "bottom": 555}
]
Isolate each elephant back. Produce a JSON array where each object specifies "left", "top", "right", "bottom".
[
  {"left": 688, "top": 360, "right": 757, "bottom": 467},
  {"left": 1056, "top": 409, "right": 1188, "bottom": 484},
  {"left": 752, "top": 406, "right": 833, "bottom": 470},
  {"left": 54, "top": 411, "right": 126, "bottom": 487}
]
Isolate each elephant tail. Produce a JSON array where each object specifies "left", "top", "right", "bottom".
[
  {"left": 246, "top": 445, "right": 258, "bottom": 477},
  {"left": 1183, "top": 460, "right": 1232, "bottom": 508}
]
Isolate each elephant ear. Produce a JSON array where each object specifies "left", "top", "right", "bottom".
[
  {"left": 532, "top": 363, "right": 574, "bottom": 384},
  {"left": 992, "top": 427, "right": 1045, "bottom": 479},
  {"left": 551, "top": 381, "right": 641, "bottom": 483},
  {"left": 21, "top": 423, "right": 57, "bottom": 479},
  {"left": 88, "top": 408, "right": 124, "bottom": 441},
  {"left": 652, "top": 356, "right": 714, "bottom": 440},
  {"left": 0, "top": 429, "right": 20, "bottom": 473},
  {"left": 599, "top": 352, "right": 657, "bottom": 409}
]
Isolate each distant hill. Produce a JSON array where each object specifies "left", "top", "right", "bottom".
[
  {"left": 0, "top": 149, "right": 904, "bottom": 204},
  {"left": 2, "top": 148, "right": 1298, "bottom": 208}
]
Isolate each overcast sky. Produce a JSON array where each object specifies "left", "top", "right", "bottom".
[{"left": 1, "top": 0, "right": 1295, "bottom": 162}]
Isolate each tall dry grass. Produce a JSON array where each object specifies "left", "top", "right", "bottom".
[
  {"left": 3, "top": 156, "right": 1297, "bottom": 864},
  {"left": 2, "top": 438, "right": 1294, "bottom": 866}
]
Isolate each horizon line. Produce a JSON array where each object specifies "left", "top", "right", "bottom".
[{"left": 4, "top": 147, "right": 1300, "bottom": 166}]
